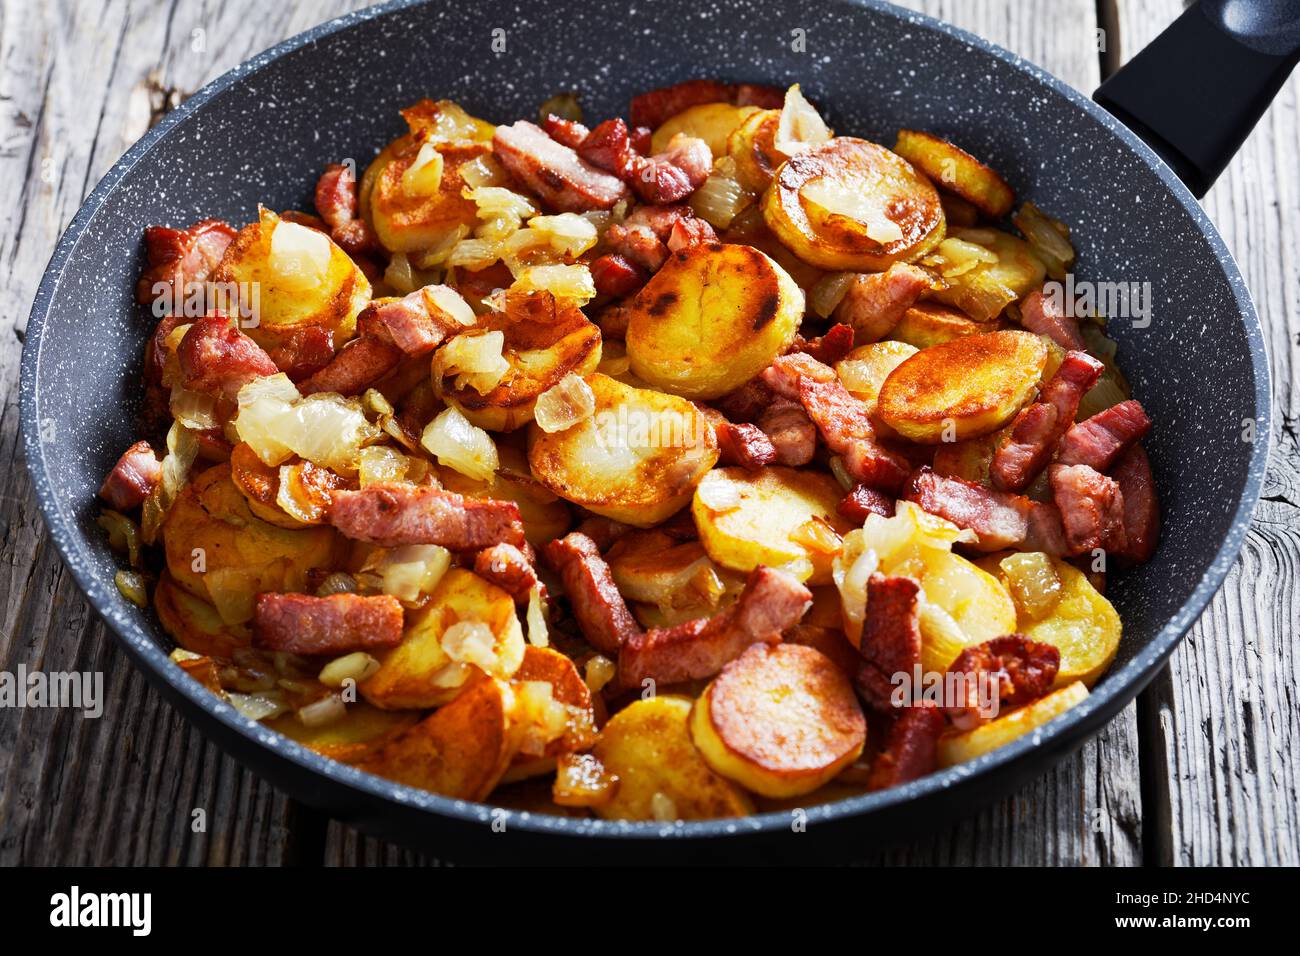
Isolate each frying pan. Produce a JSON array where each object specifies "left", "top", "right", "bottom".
[{"left": 19, "top": 0, "right": 1292, "bottom": 863}]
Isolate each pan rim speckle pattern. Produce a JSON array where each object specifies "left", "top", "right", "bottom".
[{"left": 19, "top": 0, "right": 1272, "bottom": 847}]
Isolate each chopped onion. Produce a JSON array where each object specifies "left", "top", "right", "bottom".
[
  {"left": 809, "top": 272, "right": 856, "bottom": 318},
  {"left": 435, "top": 330, "right": 511, "bottom": 395},
  {"left": 358, "top": 445, "right": 408, "bottom": 487},
  {"left": 828, "top": 456, "right": 855, "bottom": 492},
  {"left": 363, "top": 544, "right": 451, "bottom": 602},
  {"left": 688, "top": 155, "right": 753, "bottom": 229},
  {"left": 526, "top": 585, "right": 549, "bottom": 647},
  {"left": 926, "top": 236, "right": 1000, "bottom": 278},
  {"left": 447, "top": 237, "right": 501, "bottom": 270},
  {"left": 832, "top": 528, "right": 879, "bottom": 641},
  {"left": 141, "top": 420, "right": 200, "bottom": 545},
  {"left": 411, "top": 224, "right": 470, "bottom": 269},
  {"left": 774, "top": 83, "right": 831, "bottom": 156},
  {"left": 790, "top": 515, "right": 844, "bottom": 555},
  {"left": 98, "top": 509, "right": 142, "bottom": 568},
  {"left": 114, "top": 570, "right": 148, "bottom": 608},
  {"left": 803, "top": 179, "right": 904, "bottom": 244},
  {"left": 297, "top": 694, "right": 347, "bottom": 728},
  {"left": 533, "top": 373, "right": 595, "bottom": 433},
  {"left": 999, "top": 551, "right": 1063, "bottom": 620},
  {"left": 170, "top": 387, "right": 219, "bottom": 431},
  {"left": 362, "top": 388, "right": 394, "bottom": 418},
  {"left": 650, "top": 792, "right": 678, "bottom": 823},
  {"left": 440, "top": 620, "right": 501, "bottom": 671},
  {"left": 458, "top": 153, "right": 510, "bottom": 190},
  {"left": 584, "top": 655, "right": 616, "bottom": 694},
  {"left": 421, "top": 284, "right": 477, "bottom": 327},
  {"left": 383, "top": 252, "right": 418, "bottom": 294},
  {"left": 527, "top": 213, "right": 598, "bottom": 258},
  {"left": 514, "top": 680, "right": 569, "bottom": 756},
  {"left": 319, "top": 652, "right": 380, "bottom": 688},
  {"left": 227, "top": 690, "right": 288, "bottom": 721},
  {"left": 401, "top": 141, "right": 444, "bottom": 196},
  {"left": 464, "top": 185, "right": 536, "bottom": 224},
  {"left": 421, "top": 405, "right": 499, "bottom": 482},
  {"left": 235, "top": 376, "right": 378, "bottom": 474},
  {"left": 695, "top": 473, "right": 741, "bottom": 512},
  {"left": 275, "top": 462, "right": 331, "bottom": 524},
  {"left": 510, "top": 263, "right": 595, "bottom": 306},
  {"left": 269, "top": 219, "right": 331, "bottom": 291},
  {"left": 1013, "top": 202, "right": 1075, "bottom": 281},
  {"left": 233, "top": 373, "right": 302, "bottom": 466},
  {"left": 315, "top": 572, "right": 358, "bottom": 597}
]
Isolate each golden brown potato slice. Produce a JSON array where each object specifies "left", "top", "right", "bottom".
[
  {"left": 938, "top": 681, "right": 1089, "bottom": 767},
  {"left": 1017, "top": 560, "right": 1121, "bottom": 687},
  {"left": 876, "top": 329, "right": 1048, "bottom": 443},
  {"left": 727, "top": 108, "right": 784, "bottom": 192},
  {"left": 552, "top": 752, "right": 620, "bottom": 809},
  {"left": 360, "top": 676, "right": 516, "bottom": 800},
  {"left": 651, "top": 102, "right": 761, "bottom": 156},
  {"left": 162, "top": 463, "right": 342, "bottom": 625},
  {"left": 267, "top": 704, "right": 420, "bottom": 764},
  {"left": 925, "top": 229, "right": 1046, "bottom": 322},
  {"left": 211, "top": 207, "right": 371, "bottom": 354},
  {"left": 607, "top": 530, "right": 716, "bottom": 604},
  {"left": 527, "top": 373, "right": 719, "bottom": 527},
  {"left": 690, "top": 643, "right": 865, "bottom": 797},
  {"left": 154, "top": 571, "right": 250, "bottom": 659},
  {"left": 438, "top": 443, "right": 572, "bottom": 548},
  {"left": 888, "top": 301, "right": 987, "bottom": 349},
  {"left": 502, "top": 645, "right": 597, "bottom": 782},
  {"left": 693, "top": 466, "right": 851, "bottom": 585},
  {"left": 435, "top": 292, "right": 602, "bottom": 431},
  {"left": 624, "top": 243, "right": 803, "bottom": 400},
  {"left": 892, "top": 129, "right": 1015, "bottom": 219},
  {"left": 592, "top": 696, "right": 753, "bottom": 821},
  {"left": 762, "top": 137, "right": 945, "bottom": 271},
  {"left": 361, "top": 568, "right": 524, "bottom": 710}
]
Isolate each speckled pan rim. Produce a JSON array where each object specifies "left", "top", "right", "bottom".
[{"left": 20, "top": 0, "right": 1272, "bottom": 844}]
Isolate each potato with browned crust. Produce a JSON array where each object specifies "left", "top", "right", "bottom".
[
  {"left": 893, "top": 129, "right": 1015, "bottom": 219},
  {"left": 690, "top": 643, "right": 865, "bottom": 798},
  {"left": 938, "top": 682, "right": 1089, "bottom": 767},
  {"left": 624, "top": 243, "right": 803, "bottom": 400},
  {"left": 528, "top": 373, "right": 719, "bottom": 527},
  {"left": 888, "top": 301, "right": 988, "bottom": 349},
  {"left": 651, "top": 102, "right": 760, "bottom": 156},
  {"left": 762, "top": 137, "right": 946, "bottom": 271},
  {"left": 267, "top": 704, "right": 420, "bottom": 764},
  {"left": 153, "top": 571, "right": 250, "bottom": 659},
  {"left": 438, "top": 443, "right": 571, "bottom": 548},
  {"left": 876, "top": 329, "right": 1048, "bottom": 443},
  {"left": 592, "top": 695, "right": 753, "bottom": 821},
  {"left": 727, "top": 108, "right": 785, "bottom": 192},
  {"left": 502, "top": 645, "right": 598, "bottom": 782},
  {"left": 434, "top": 292, "right": 602, "bottom": 432}
]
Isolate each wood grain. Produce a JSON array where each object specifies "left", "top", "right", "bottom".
[{"left": 0, "top": 0, "right": 1290, "bottom": 865}]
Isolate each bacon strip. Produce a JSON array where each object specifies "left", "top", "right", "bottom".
[
  {"left": 855, "top": 573, "right": 922, "bottom": 711},
  {"left": 177, "top": 313, "right": 278, "bottom": 402},
  {"left": 357, "top": 287, "right": 469, "bottom": 356},
  {"left": 832, "top": 263, "right": 931, "bottom": 343},
  {"left": 1056, "top": 400, "right": 1152, "bottom": 472},
  {"left": 866, "top": 703, "right": 944, "bottom": 791},
  {"left": 904, "top": 467, "right": 1029, "bottom": 551},
  {"left": 135, "top": 218, "right": 238, "bottom": 308},
  {"left": 493, "top": 121, "right": 631, "bottom": 212},
  {"left": 543, "top": 532, "right": 642, "bottom": 656},
  {"left": 618, "top": 566, "right": 811, "bottom": 688},
  {"left": 629, "top": 134, "right": 712, "bottom": 205},
  {"left": 790, "top": 323, "right": 855, "bottom": 366},
  {"left": 1018, "top": 287, "right": 1087, "bottom": 351},
  {"left": 757, "top": 400, "right": 816, "bottom": 466},
  {"left": 1024, "top": 501, "right": 1069, "bottom": 555},
  {"left": 253, "top": 593, "right": 404, "bottom": 655},
  {"left": 944, "top": 635, "right": 1060, "bottom": 731},
  {"left": 716, "top": 422, "right": 778, "bottom": 471},
  {"left": 473, "top": 542, "right": 542, "bottom": 603},
  {"left": 99, "top": 441, "right": 162, "bottom": 511},
  {"left": 298, "top": 336, "right": 402, "bottom": 396},
  {"left": 1111, "top": 444, "right": 1160, "bottom": 562},
  {"left": 314, "top": 163, "right": 358, "bottom": 231},
  {"left": 590, "top": 253, "right": 645, "bottom": 298},
  {"left": 1049, "top": 463, "right": 1128, "bottom": 556},
  {"left": 837, "top": 483, "right": 896, "bottom": 523},
  {"left": 265, "top": 324, "right": 335, "bottom": 381},
  {"left": 990, "top": 350, "right": 1105, "bottom": 492},
  {"left": 629, "top": 79, "right": 785, "bottom": 130},
  {"left": 604, "top": 203, "right": 702, "bottom": 274},
  {"left": 666, "top": 214, "right": 717, "bottom": 251},
  {"left": 329, "top": 484, "right": 525, "bottom": 549}
]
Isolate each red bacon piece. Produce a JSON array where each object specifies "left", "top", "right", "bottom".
[
  {"left": 329, "top": 483, "right": 525, "bottom": 549},
  {"left": 618, "top": 566, "right": 811, "bottom": 688},
  {"left": 903, "top": 467, "right": 1030, "bottom": 551},
  {"left": 253, "top": 592, "right": 404, "bottom": 656},
  {"left": 577, "top": 118, "right": 638, "bottom": 175},
  {"left": 665, "top": 214, "right": 717, "bottom": 251},
  {"left": 1050, "top": 463, "right": 1128, "bottom": 556},
  {"left": 833, "top": 262, "right": 931, "bottom": 343},
  {"left": 98, "top": 441, "right": 162, "bottom": 511},
  {"left": 543, "top": 532, "right": 642, "bottom": 656},
  {"left": 357, "top": 288, "right": 468, "bottom": 357},
  {"left": 944, "top": 635, "right": 1061, "bottom": 731},
  {"left": 1056, "top": 400, "right": 1152, "bottom": 472},
  {"left": 1018, "top": 287, "right": 1087, "bottom": 351},
  {"left": 264, "top": 324, "right": 335, "bottom": 381},
  {"left": 629, "top": 79, "right": 785, "bottom": 130},
  {"left": 796, "top": 372, "right": 909, "bottom": 492},
  {"left": 314, "top": 163, "right": 358, "bottom": 231},
  {"left": 717, "top": 378, "right": 775, "bottom": 422},
  {"left": 866, "top": 703, "right": 944, "bottom": 790},
  {"left": 573, "top": 516, "right": 632, "bottom": 553},
  {"left": 135, "top": 218, "right": 238, "bottom": 308},
  {"left": 757, "top": 400, "right": 816, "bottom": 466},
  {"left": 791, "top": 323, "right": 855, "bottom": 366},
  {"left": 589, "top": 253, "right": 646, "bottom": 298},
  {"left": 855, "top": 573, "right": 922, "bottom": 711},
  {"left": 1111, "top": 444, "right": 1160, "bottom": 562},
  {"left": 628, "top": 134, "right": 712, "bottom": 204},
  {"left": 716, "top": 421, "right": 778, "bottom": 471},
  {"left": 1024, "top": 501, "right": 1069, "bottom": 555},
  {"left": 177, "top": 313, "right": 278, "bottom": 402},
  {"left": 541, "top": 114, "right": 588, "bottom": 149},
  {"left": 837, "top": 483, "right": 896, "bottom": 523},
  {"left": 761, "top": 351, "right": 837, "bottom": 399},
  {"left": 990, "top": 350, "right": 1105, "bottom": 492},
  {"left": 493, "top": 120, "right": 631, "bottom": 212},
  {"left": 474, "top": 542, "right": 542, "bottom": 603},
  {"left": 298, "top": 336, "right": 402, "bottom": 396}
]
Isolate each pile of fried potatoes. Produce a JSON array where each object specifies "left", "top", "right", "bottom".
[{"left": 102, "top": 81, "right": 1136, "bottom": 823}]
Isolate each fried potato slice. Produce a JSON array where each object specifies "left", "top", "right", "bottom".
[
  {"left": 435, "top": 292, "right": 602, "bottom": 431},
  {"left": 267, "top": 704, "right": 420, "bottom": 764},
  {"left": 528, "top": 373, "right": 719, "bottom": 526},
  {"left": 607, "top": 530, "right": 716, "bottom": 604},
  {"left": 876, "top": 329, "right": 1048, "bottom": 443},
  {"left": 502, "top": 645, "right": 597, "bottom": 782},
  {"left": 762, "top": 137, "right": 945, "bottom": 271},
  {"left": 727, "top": 108, "right": 784, "bottom": 192},
  {"left": 438, "top": 443, "right": 572, "bottom": 548},
  {"left": 361, "top": 568, "right": 524, "bottom": 710},
  {"left": 692, "top": 466, "right": 851, "bottom": 585},
  {"left": 154, "top": 571, "right": 250, "bottom": 659},
  {"left": 690, "top": 643, "right": 865, "bottom": 797},
  {"left": 360, "top": 676, "right": 516, "bottom": 800},
  {"left": 1017, "top": 560, "right": 1120, "bottom": 687},
  {"left": 624, "top": 243, "right": 803, "bottom": 400},
  {"left": 650, "top": 102, "right": 760, "bottom": 156},
  {"left": 888, "top": 301, "right": 986, "bottom": 348},
  {"left": 925, "top": 229, "right": 1046, "bottom": 322},
  {"left": 211, "top": 207, "right": 371, "bottom": 353},
  {"left": 592, "top": 695, "right": 753, "bottom": 821},
  {"left": 893, "top": 129, "right": 1014, "bottom": 219},
  {"left": 937, "top": 681, "right": 1089, "bottom": 767},
  {"left": 162, "top": 463, "right": 342, "bottom": 625}
]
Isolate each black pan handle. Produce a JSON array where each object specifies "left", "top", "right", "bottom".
[{"left": 1094, "top": 0, "right": 1300, "bottom": 197}]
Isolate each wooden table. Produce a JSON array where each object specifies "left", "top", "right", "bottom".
[{"left": 1, "top": 0, "right": 1295, "bottom": 866}]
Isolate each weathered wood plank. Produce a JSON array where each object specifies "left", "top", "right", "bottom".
[{"left": 1110, "top": 0, "right": 1300, "bottom": 867}]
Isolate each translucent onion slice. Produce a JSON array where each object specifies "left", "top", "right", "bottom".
[
  {"left": 514, "top": 680, "right": 570, "bottom": 756},
  {"left": 297, "top": 694, "right": 347, "bottom": 728},
  {"left": 526, "top": 585, "right": 549, "bottom": 648},
  {"left": 999, "top": 551, "right": 1063, "bottom": 620},
  {"left": 114, "top": 570, "right": 148, "bottom": 608},
  {"left": 774, "top": 83, "right": 831, "bottom": 157},
  {"left": 170, "top": 386, "right": 219, "bottom": 431},
  {"left": 435, "top": 330, "right": 510, "bottom": 395},
  {"left": 808, "top": 271, "right": 856, "bottom": 319},
  {"left": 440, "top": 620, "right": 501, "bottom": 671},
  {"left": 269, "top": 219, "right": 331, "bottom": 291},
  {"left": 98, "top": 508, "right": 142, "bottom": 568},
  {"left": 319, "top": 652, "right": 380, "bottom": 688},
  {"left": 420, "top": 405, "right": 498, "bottom": 482},
  {"left": 358, "top": 445, "right": 409, "bottom": 487},
  {"left": 362, "top": 544, "right": 451, "bottom": 603},
  {"left": 401, "top": 141, "right": 445, "bottom": 196},
  {"left": 422, "top": 284, "right": 478, "bottom": 327},
  {"left": 510, "top": 263, "right": 595, "bottom": 306},
  {"left": 227, "top": 691, "right": 288, "bottom": 721},
  {"left": 533, "top": 372, "right": 595, "bottom": 433},
  {"left": 464, "top": 185, "right": 536, "bottom": 224},
  {"left": 584, "top": 655, "right": 616, "bottom": 694},
  {"left": 447, "top": 237, "right": 501, "bottom": 270},
  {"left": 458, "top": 153, "right": 510, "bottom": 190},
  {"left": 802, "top": 179, "right": 905, "bottom": 244},
  {"left": 688, "top": 155, "right": 753, "bottom": 229},
  {"left": 527, "top": 212, "right": 598, "bottom": 258}
]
